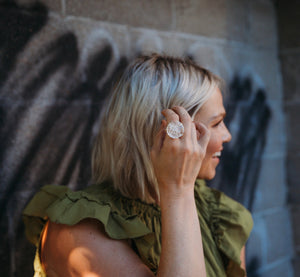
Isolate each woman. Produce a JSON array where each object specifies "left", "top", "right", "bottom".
[{"left": 23, "top": 54, "right": 253, "bottom": 276}]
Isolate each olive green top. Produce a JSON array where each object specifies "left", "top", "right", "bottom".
[{"left": 23, "top": 180, "right": 253, "bottom": 277}]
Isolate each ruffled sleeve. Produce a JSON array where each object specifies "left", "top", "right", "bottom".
[
  {"left": 194, "top": 179, "right": 253, "bottom": 277},
  {"left": 23, "top": 184, "right": 152, "bottom": 245},
  {"left": 23, "top": 180, "right": 253, "bottom": 276},
  {"left": 23, "top": 182, "right": 161, "bottom": 274}
]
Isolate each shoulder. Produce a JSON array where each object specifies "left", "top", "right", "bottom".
[{"left": 41, "top": 219, "right": 153, "bottom": 277}]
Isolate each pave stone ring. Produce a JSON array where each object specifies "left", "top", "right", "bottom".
[{"left": 166, "top": 121, "right": 185, "bottom": 139}]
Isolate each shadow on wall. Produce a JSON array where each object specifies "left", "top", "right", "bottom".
[{"left": 0, "top": 1, "right": 271, "bottom": 276}]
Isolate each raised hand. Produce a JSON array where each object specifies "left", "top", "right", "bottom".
[{"left": 151, "top": 106, "right": 210, "bottom": 200}]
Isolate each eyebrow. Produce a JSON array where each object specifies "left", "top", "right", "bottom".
[{"left": 208, "top": 111, "right": 226, "bottom": 122}]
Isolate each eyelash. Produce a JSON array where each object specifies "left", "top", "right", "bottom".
[{"left": 213, "top": 120, "right": 223, "bottom": 128}]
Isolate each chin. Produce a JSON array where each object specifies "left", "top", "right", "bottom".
[
  {"left": 204, "top": 174, "right": 216, "bottom": 181},
  {"left": 198, "top": 170, "right": 216, "bottom": 181}
]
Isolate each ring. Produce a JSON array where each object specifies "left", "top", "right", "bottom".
[{"left": 166, "top": 121, "right": 184, "bottom": 139}]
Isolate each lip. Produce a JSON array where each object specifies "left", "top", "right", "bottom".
[
  {"left": 212, "top": 148, "right": 223, "bottom": 158},
  {"left": 212, "top": 156, "right": 220, "bottom": 167}
]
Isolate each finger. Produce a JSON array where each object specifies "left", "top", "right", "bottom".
[
  {"left": 152, "top": 120, "right": 167, "bottom": 152},
  {"left": 171, "top": 106, "right": 192, "bottom": 126},
  {"left": 190, "top": 122, "right": 199, "bottom": 145},
  {"left": 171, "top": 106, "right": 193, "bottom": 138},
  {"left": 161, "top": 109, "right": 184, "bottom": 141},
  {"left": 161, "top": 109, "right": 179, "bottom": 124},
  {"left": 194, "top": 122, "right": 210, "bottom": 148}
]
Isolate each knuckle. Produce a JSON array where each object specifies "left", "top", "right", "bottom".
[
  {"left": 173, "top": 106, "right": 190, "bottom": 119},
  {"left": 167, "top": 143, "right": 179, "bottom": 153},
  {"left": 191, "top": 149, "right": 200, "bottom": 159},
  {"left": 181, "top": 145, "right": 193, "bottom": 155},
  {"left": 168, "top": 115, "right": 180, "bottom": 123},
  {"left": 164, "top": 109, "right": 179, "bottom": 120},
  {"left": 196, "top": 147, "right": 205, "bottom": 157}
]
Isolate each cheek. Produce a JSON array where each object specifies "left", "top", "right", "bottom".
[
  {"left": 205, "top": 132, "right": 221, "bottom": 155},
  {"left": 198, "top": 130, "right": 223, "bottom": 180}
]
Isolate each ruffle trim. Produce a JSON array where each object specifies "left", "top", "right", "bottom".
[
  {"left": 23, "top": 183, "right": 161, "bottom": 272},
  {"left": 23, "top": 181, "right": 253, "bottom": 276},
  {"left": 194, "top": 180, "right": 253, "bottom": 276}
]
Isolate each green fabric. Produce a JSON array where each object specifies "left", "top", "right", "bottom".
[{"left": 23, "top": 180, "right": 253, "bottom": 276}]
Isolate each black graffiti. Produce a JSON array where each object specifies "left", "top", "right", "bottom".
[
  {"left": 0, "top": 2, "right": 129, "bottom": 276},
  {"left": 209, "top": 76, "right": 271, "bottom": 212},
  {"left": 0, "top": 2, "right": 272, "bottom": 276},
  {"left": 208, "top": 76, "right": 271, "bottom": 277},
  {"left": 0, "top": 1, "right": 48, "bottom": 87},
  {"left": 208, "top": 76, "right": 271, "bottom": 276}
]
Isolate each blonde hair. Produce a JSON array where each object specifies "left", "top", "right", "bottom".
[{"left": 92, "top": 54, "right": 222, "bottom": 203}]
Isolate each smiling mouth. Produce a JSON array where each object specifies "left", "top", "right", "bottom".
[{"left": 212, "top": 151, "right": 221, "bottom": 158}]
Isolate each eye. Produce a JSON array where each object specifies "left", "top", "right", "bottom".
[{"left": 213, "top": 120, "right": 223, "bottom": 128}]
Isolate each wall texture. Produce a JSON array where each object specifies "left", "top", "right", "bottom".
[
  {"left": 276, "top": 0, "right": 300, "bottom": 274},
  {"left": 0, "top": 0, "right": 295, "bottom": 276}
]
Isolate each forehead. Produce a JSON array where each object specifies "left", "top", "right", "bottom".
[{"left": 194, "top": 88, "right": 225, "bottom": 123}]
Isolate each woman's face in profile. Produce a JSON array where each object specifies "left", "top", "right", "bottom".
[{"left": 194, "top": 88, "right": 232, "bottom": 180}]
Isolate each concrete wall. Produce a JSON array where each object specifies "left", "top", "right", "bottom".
[
  {"left": 0, "top": 0, "right": 294, "bottom": 276},
  {"left": 276, "top": 0, "right": 300, "bottom": 274}
]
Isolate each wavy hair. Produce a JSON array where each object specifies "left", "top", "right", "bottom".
[{"left": 92, "top": 54, "right": 223, "bottom": 203}]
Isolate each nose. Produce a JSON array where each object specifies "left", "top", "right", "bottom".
[{"left": 222, "top": 125, "right": 232, "bottom": 143}]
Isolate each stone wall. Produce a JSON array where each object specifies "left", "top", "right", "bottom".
[
  {"left": 276, "top": 0, "right": 300, "bottom": 274},
  {"left": 0, "top": 0, "right": 295, "bottom": 276}
]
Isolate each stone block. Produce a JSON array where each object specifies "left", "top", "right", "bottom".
[
  {"left": 186, "top": 41, "right": 233, "bottom": 80},
  {"left": 65, "top": 0, "right": 173, "bottom": 31},
  {"left": 174, "top": 0, "right": 248, "bottom": 42},
  {"left": 128, "top": 28, "right": 165, "bottom": 55},
  {"left": 133, "top": 30, "right": 197, "bottom": 58},
  {"left": 251, "top": 156, "right": 286, "bottom": 213},
  {"left": 62, "top": 18, "right": 132, "bottom": 85},
  {"left": 249, "top": 0, "right": 278, "bottom": 49},
  {"left": 276, "top": 0, "right": 300, "bottom": 50},
  {"left": 285, "top": 103, "right": 300, "bottom": 153},
  {"left": 72, "top": 19, "right": 130, "bottom": 57},
  {"left": 265, "top": 209, "right": 294, "bottom": 264},
  {"left": 281, "top": 51, "right": 300, "bottom": 103}
]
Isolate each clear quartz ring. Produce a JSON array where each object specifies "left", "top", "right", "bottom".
[{"left": 166, "top": 121, "right": 184, "bottom": 139}]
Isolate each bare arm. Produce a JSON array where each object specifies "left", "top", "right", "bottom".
[
  {"left": 153, "top": 107, "right": 209, "bottom": 277},
  {"left": 42, "top": 219, "right": 154, "bottom": 277},
  {"left": 157, "top": 190, "right": 206, "bottom": 276},
  {"left": 42, "top": 107, "right": 209, "bottom": 277},
  {"left": 240, "top": 246, "right": 247, "bottom": 276}
]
